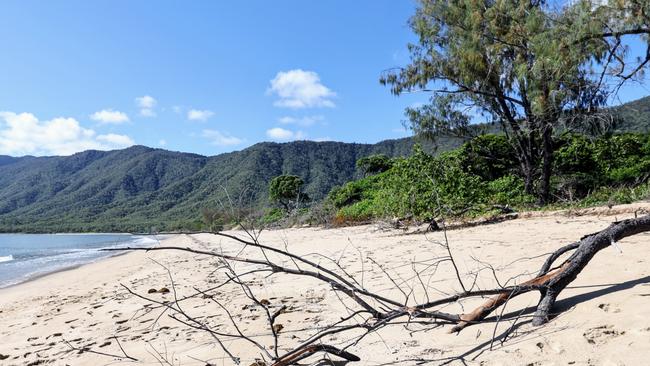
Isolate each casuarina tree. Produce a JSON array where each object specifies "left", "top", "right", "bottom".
[{"left": 381, "top": 0, "right": 650, "bottom": 204}]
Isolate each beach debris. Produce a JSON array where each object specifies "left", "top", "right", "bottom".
[
  {"left": 0, "top": 354, "right": 9, "bottom": 360},
  {"left": 159, "top": 287, "right": 170, "bottom": 294},
  {"left": 104, "top": 213, "right": 650, "bottom": 364},
  {"left": 147, "top": 288, "right": 157, "bottom": 294}
]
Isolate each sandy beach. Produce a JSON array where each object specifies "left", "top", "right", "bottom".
[{"left": 2, "top": 203, "right": 650, "bottom": 366}]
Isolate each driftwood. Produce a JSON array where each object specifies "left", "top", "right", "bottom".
[
  {"left": 102, "top": 214, "right": 650, "bottom": 365},
  {"left": 453, "top": 214, "right": 650, "bottom": 331}
]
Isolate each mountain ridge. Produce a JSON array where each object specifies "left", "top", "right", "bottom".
[
  {"left": 1, "top": 95, "right": 649, "bottom": 232},
  {"left": 0, "top": 136, "right": 461, "bottom": 232}
]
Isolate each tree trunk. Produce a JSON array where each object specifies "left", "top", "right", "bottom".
[
  {"left": 523, "top": 165, "right": 535, "bottom": 195},
  {"left": 452, "top": 214, "right": 650, "bottom": 332},
  {"left": 538, "top": 124, "right": 553, "bottom": 205},
  {"left": 519, "top": 150, "right": 536, "bottom": 196}
]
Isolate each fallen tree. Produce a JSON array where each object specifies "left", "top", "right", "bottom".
[{"left": 104, "top": 214, "right": 650, "bottom": 365}]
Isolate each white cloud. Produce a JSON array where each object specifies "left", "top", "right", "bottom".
[
  {"left": 268, "top": 69, "right": 336, "bottom": 109},
  {"left": 90, "top": 109, "right": 130, "bottom": 124},
  {"left": 158, "top": 139, "right": 167, "bottom": 146},
  {"left": 140, "top": 109, "right": 156, "bottom": 117},
  {"left": 136, "top": 95, "right": 156, "bottom": 109},
  {"left": 135, "top": 95, "right": 157, "bottom": 117},
  {"left": 266, "top": 127, "right": 305, "bottom": 141},
  {"left": 172, "top": 106, "right": 182, "bottom": 114},
  {"left": 202, "top": 129, "right": 243, "bottom": 146},
  {"left": 188, "top": 109, "right": 214, "bottom": 121},
  {"left": 0, "top": 111, "right": 134, "bottom": 156},
  {"left": 278, "top": 115, "right": 324, "bottom": 127},
  {"left": 312, "top": 137, "right": 332, "bottom": 142}
]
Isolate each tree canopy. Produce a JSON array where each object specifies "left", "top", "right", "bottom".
[
  {"left": 381, "top": 0, "right": 650, "bottom": 204},
  {"left": 269, "top": 175, "right": 308, "bottom": 210},
  {"left": 356, "top": 154, "right": 393, "bottom": 175}
]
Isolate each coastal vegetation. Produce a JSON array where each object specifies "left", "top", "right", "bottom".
[{"left": 328, "top": 132, "right": 650, "bottom": 224}]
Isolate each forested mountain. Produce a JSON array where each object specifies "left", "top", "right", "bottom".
[
  {"left": 613, "top": 96, "right": 650, "bottom": 132},
  {"left": 0, "top": 136, "right": 463, "bottom": 232},
  {"left": 0, "top": 96, "right": 648, "bottom": 233}
]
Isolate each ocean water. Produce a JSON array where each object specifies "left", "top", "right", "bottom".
[{"left": 0, "top": 234, "right": 158, "bottom": 288}]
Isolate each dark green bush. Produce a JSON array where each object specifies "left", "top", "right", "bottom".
[
  {"left": 459, "top": 134, "right": 518, "bottom": 181},
  {"left": 356, "top": 154, "right": 393, "bottom": 175},
  {"left": 324, "top": 133, "right": 650, "bottom": 224}
]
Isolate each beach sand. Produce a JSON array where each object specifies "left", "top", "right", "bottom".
[{"left": 2, "top": 203, "right": 650, "bottom": 365}]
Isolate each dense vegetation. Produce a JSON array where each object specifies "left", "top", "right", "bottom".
[
  {"left": 0, "top": 136, "right": 462, "bottom": 232},
  {"left": 327, "top": 132, "right": 650, "bottom": 224}
]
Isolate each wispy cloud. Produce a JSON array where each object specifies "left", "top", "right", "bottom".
[
  {"left": 0, "top": 111, "right": 134, "bottom": 156},
  {"left": 278, "top": 115, "right": 324, "bottom": 127},
  {"left": 202, "top": 129, "right": 242, "bottom": 146},
  {"left": 135, "top": 95, "right": 157, "bottom": 117},
  {"left": 89, "top": 109, "right": 129, "bottom": 124},
  {"left": 266, "top": 127, "right": 305, "bottom": 141},
  {"left": 188, "top": 109, "right": 214, "bottom": 121},
  {"left": 268, "top": 69, "right": 336, "bottom": 109}
]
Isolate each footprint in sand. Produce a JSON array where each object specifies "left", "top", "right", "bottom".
[
  {"left": 583, "top": 325, "right": 625, "bottom": 345},
  {"left": 597, "top": 303, "right": 621, "bottom": 313}
]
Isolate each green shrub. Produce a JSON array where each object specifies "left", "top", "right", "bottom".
[
  {"left": 487, "top": 175, "right": 535, "bottom": 205},
  {"left": 374, "top": 146, "right": 486, "bottom": 219},
  {"left": 260, "top": 208, "right": 285, "bottom": 225},
  {"left": 327, "top": 174, "right": 381, "bottom": 208},
  {"left": 356, "top": 154, "right": 393, "bottom": 175},
  {"left": 336, "top": 200, "right": 376, "bottom": 222}
]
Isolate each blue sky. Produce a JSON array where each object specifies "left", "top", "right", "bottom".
[
  {"left": 0, "top": 1, "right": 648, "bottom": 156},
  {"left": 0, "top": 1, "right": 424, "bottom": 156}
]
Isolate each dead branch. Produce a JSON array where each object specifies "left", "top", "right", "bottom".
[
  {"left": 104, "top": 214, "right": 650, "bottom": 364},
  {"left": 453, "top": 214, "right": 650, "bottom": 331}
]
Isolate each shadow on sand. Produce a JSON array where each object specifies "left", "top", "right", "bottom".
[{"left": 381, "top": 275, "right": 650, "bottom": 365}]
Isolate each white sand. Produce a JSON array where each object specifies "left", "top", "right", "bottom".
[{"left": 2, "top": 203, "right": 650, "bottom": 365}]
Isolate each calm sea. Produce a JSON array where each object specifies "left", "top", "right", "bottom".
[{"left": 0, "top": 234, "right": 158, "bottom": 288}]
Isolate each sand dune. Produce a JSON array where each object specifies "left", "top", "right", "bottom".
[{"left": 2, "top": 203, "right": 650, "bottom": 365}]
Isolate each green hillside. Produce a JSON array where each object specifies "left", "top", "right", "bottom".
[
  {"left": 613, "top": 96, "right": 650, "bottom": 133},
  {"left": 0, "top": 136, "right": 464, "bottom": 232}
]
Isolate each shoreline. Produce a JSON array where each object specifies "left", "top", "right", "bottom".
[
  {"left": 0, "top": 250, "right": 134, "bottom": 291},
  {"left": 0, "top": 234, "right": 170, "bottom": 291}
]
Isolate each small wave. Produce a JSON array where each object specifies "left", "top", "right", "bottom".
[
  {"left": 0, "top": 255, "right": 14, "bottom": 263},
  {"left": 132, "top": 236, "right": 159, "bottom": 246}
]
